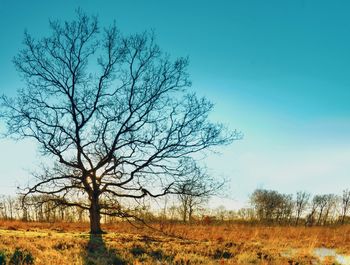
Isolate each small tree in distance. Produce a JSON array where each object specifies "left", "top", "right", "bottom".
[
  {"left": 341, "top": 189, "right": 350, "bottom": 224},
  {"left": 294, "top": 191, "right": 310, "bottom": 226},
  {"left": 0, "top": 11, "right": 238, "bottom": 234},
  {"left": 174, "top": 163, "right": 224, "bottom": 223},
  {"left": 250, "top": 189, "right": 293, "bottom": 224}
]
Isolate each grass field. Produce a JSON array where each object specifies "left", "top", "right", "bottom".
[{"left": 0, "top": 220, "right": 349, "bottom": 264}]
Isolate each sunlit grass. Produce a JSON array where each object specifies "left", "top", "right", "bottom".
[{"left": 0, "top": 220, "right": 349, "bottom": 264}]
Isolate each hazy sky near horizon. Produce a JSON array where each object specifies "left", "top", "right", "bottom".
[{"left": 0, "top": 0, "right": 349, "bottom": 209}]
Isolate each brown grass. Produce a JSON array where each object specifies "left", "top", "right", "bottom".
[{"left": 0, "top": 220, "right": 349, "bottom": 264}]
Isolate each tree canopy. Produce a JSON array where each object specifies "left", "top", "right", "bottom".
[{"left": 1, "top": 11, "right": 238, "bottom": 233}]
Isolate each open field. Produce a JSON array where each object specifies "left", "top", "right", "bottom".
[{"left": 0, "top": 220, "right": 349, "bottom": 264}]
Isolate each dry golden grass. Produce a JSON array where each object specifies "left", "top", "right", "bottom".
[{"left": 0, "top": 220, "right": 349, "bottom": 264}]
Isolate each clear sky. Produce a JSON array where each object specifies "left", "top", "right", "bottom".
[{"left": 0, "top": 0, "right": 349, "bottom": 209}]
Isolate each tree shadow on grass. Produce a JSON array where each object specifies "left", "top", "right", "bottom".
[{"left": 83, "top": 234, "right": 126, "bottom": 265}]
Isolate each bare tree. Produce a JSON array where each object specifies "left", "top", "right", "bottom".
[
  {"left": 294, "top": 191, "right": 310, "bottom": 225},
  {"left": 214, "top": 205, "right": 227, "bottom": 222},
  {"left": 250, "top": 189, "right": 276, "bottom": 222},
  {"left": 236, "top": 208, "right": 255, "bottom": 221},
  {"left": 305, "top": 196, "right": 318, "bottom": 226},
  {"left": 322, "top": 194, "right": 337, "bottom": 225},
  {"left": 310, "top": 194, "right": 337, "bottom": 226},
  {"left": 312, "top": 195, "right": 328, "bottom": 225},
  {"left": 0, "top": 196, "right": 6, "bottom": 219},
  {"left": 250, "top": 189, "right": 293, "bottom": 224},
  {"left": 0, "top": 11, "right": 236, "bottom": 234},
  {"left": 175, "top": 163, "right": 223, "bottom": 223},
  {"left": 275, "top": 194, "right": 293, "bottom": 224},
  {"left": 340, "top": 189, "right": 350, "bottom": 224}
]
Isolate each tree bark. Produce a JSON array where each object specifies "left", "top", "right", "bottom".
[
  {"left": 182, "top": 205, "right": 187, "bottom": 223},
  {"left": 89, "top": 194, "right": 103, "bottom": 234},
  {"left": 188, "top": 206, "right": 193, "bottom": 224},
  {"left": 295, "top": 214, "right": 300, "bottom": 226}
]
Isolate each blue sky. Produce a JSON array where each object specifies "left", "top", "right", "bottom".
[{"left": 0, "top": 0, "right": 349, "bottom": 208}]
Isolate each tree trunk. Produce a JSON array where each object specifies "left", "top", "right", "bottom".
[
  {"left": 295, "top": 210, "right": 301, "bottom": 226},
  {"left": 188, "top": 210, "right": 193, "bottom": 224},
  {"left": 182, "top": 208, "right": 187, "bottom": 223},
  {"left": 181, "top": 198, "right": 188, "bottom": 223},
  {"left": 317, "top": 209, "right": 323, "bottom": 225},
  {"left": 89, "top": 194, "right": 103, "bottom": 234},
  {"left": 188, "top": 203, "right": 193, "bottom": 224}
]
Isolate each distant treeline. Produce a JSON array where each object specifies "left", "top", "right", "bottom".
[
  {"left": 248, "top": 189, "right": 350, "bottom": 226},
  {"left": 0, "top": 188, "right": 349, "bottom": 226}
]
